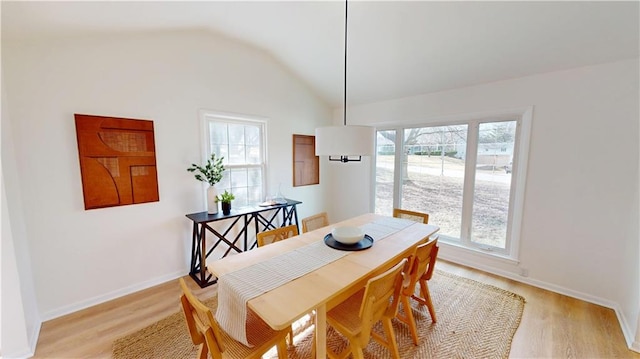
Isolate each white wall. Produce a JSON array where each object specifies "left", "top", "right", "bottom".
[
  {"left": 1, "top": 72, "right": 41, "bottom": 358},
  {"left": 1, "top": 178, "right": 32, "bottom": 359},
  {"left": 2, "top": 28, "right": 332, "bottom": 354},
  {"left": 329, "top": 59, "right": 640, "bottom": 348}
]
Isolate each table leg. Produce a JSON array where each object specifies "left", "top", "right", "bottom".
[{"left": 315, "top": 304, "right": 327, "bottom": 358}]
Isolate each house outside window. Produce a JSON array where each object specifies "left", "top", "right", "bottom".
[
  {"left": 201, "top": 111, "right": 267, "bottom": 208},
  {"left": 374, "top": 108, "right": 532, "bottom": 260}
]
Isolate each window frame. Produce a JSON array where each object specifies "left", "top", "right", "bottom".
[
  {"left": 199, "top": 109, "right": 268, "bottom": 208},
  {"left": 371, "top": 107, "right": 532, "bottom": 261}
]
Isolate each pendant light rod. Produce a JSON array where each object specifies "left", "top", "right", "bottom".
[
  {"left": 343, "top": 0, "right": 348, "bottom": 127},
  {"left": 314, "top": 0, "right": 375, "bottom": 163}
]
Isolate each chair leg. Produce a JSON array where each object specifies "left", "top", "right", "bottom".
[
  {"left": 329, "top": 331, "right": 358, "bottom": 359},
  {"left": 287, "top": 325, "right": 294, "bottom": 346},
  {"left": 382, "top": 318, "right": 400, "bottom": 359},
  {"left": 276, "top": 337, "right": 288, "bottom": 359},
  {"left": 351, "top": 345, "right": 365, "bottom": 359},
  {"left": 197, "top": 344, "right": 208, "bottom": 359},
  {"left": 398, "top": 295, "right": 419, "bottom": 345},
  {"left": 420, "top": 279, "right": 437, "bottom": 323},
  {"left": 311, "top": 330, "right": 316, "bottom": 359}
]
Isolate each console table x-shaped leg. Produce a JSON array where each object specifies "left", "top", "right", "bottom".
[{"left": 186, "top": 199, "right": 301, "bottom": 287}]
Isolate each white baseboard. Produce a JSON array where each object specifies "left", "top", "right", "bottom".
[
  {"left": 40, "top": 270, "right": 186, "bottom": 322},
  {"left": 2, "top": 311, "right": 42, "bottom": 359},
  {"left": 2, "top": 349, "right": 33, "bottom": 359},
  {"left": 438, "top": 248, "right": 637, "bottom": 353},
  {"left": 27, "top": 320, "right": 42, "bottom": 359},
  {"left": 2, "top": 324, "right": 39, "bottom": 359},
  {"left": 611, "top": 301, "right": 638, "bottom": 353}
]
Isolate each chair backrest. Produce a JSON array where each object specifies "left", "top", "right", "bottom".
[
  {"left": 403, "top": 237, "right": 439, "bottom": 295},
  {"left": 358, "top": 258, "right": 407, "bottom": 346},
  {"left": 393, "top": 208, "right": 429, "bottom": 224},
  {"left": 179, "top": 278, "right": 225, "bottom": 359},
  {"left": 420, "top": 236, "right": 439, "bottom": 281},
  {"left": 256, "top": 224, "right": 299, "bottom": 247},
  {"left": 301, "top": 212, "right": 329, "bottom": 233}
]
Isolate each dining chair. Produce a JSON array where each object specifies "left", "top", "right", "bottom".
[
  {"left": 301, "top": 212, "right": 329, "bottom": 233},
  {"left": 325, "top": 258, "right": 408, "bottom": 359},
  {"left": 392, "top": 208, "right": 429, "bottom": 224},
  {"left": 178, "top": 278, "right": 289, "bottom": 359},
  {"left": 256, "top": 224, "right": 299, "bottom": 247},
  {"left": 396, "top": 237, "right": 439, "bottom": 345}
]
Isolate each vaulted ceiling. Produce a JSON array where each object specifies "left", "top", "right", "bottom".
[{"left": 3, "top": 1, "right": 638, "bottom": 107}]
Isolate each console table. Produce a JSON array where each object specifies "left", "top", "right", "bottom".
[{"left": 185, "top": 199, "right": 302, "bottom": 287}]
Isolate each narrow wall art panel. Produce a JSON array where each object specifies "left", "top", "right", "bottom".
[
  {"left": 293, "top": 134, "right": 319, "bottom": 187},
  {"left": 74, "top": 114, "right": 159, "bottom": 210}
]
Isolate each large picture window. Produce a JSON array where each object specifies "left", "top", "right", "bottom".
[
  {"left": 374, "top": 108, "right": 531, "bottom": 259},
  {"left": 201, "top": 111, "right": 266, "bottom": 208}
]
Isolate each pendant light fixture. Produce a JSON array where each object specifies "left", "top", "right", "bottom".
[{"left": 315, "top": 0, "right": 375, "bottom": 163}]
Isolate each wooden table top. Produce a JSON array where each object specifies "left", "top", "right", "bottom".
[{"left": 208, "top": 213, "right": 440, "bottom": 330}]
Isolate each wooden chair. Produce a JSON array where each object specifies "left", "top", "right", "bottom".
[
  {"left": 301, "top": 212, "right": 329, "bottom": 233},
  {"left": 393, "top": 208, "right": 429, "bottom": 224},
  {"left": 325, "top": 258, "right": 408, "bottom": 359},
  {"left": 256, "top": 224, "right": 299, "bottom": 247},
  {"left": 178, "top": 278, "right": 289, "bottom": 359},
  {"left": 396, "top": 237, "right": 439, "bottom": 345}
]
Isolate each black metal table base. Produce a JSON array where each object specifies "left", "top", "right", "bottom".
[{"left": 186, "top": 199, "right": 301, "bottom": 288}]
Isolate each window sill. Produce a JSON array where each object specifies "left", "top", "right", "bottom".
[{"left": 438, "top": 239, "right": 520, "bottom": 266}]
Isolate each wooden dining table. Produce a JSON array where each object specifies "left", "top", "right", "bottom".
[{"left": 208, "top": 213, "right": 440, "bottom": 358}]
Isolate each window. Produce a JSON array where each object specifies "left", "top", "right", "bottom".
[
  {"left": 201, "top": 111, "right": 267, "bottom": 208},
  {"left": 374, "top": 130, "right": 397, "bottom": 217},
  {"left": 374, "top": 108, "right": 531, "bottom": 259}
]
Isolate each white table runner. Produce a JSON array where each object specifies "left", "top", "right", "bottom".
[
  {"left": 215, "top": 217, "right": 415, "bottom": 346},
  {"left": 361, "top": 217, "right": 415, "bottom": 239}
]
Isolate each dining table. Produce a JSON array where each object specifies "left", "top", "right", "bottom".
[{"left": 207, "top": 213, "right": 440, "bottom": 358}]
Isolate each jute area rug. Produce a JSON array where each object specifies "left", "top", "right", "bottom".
[{"left": 113, "top": 270, "right": 525, "bottom": 359}]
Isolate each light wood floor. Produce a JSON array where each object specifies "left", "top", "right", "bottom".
[{"left": 32, "top": 260, "right": 638, "bottom": 358}]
